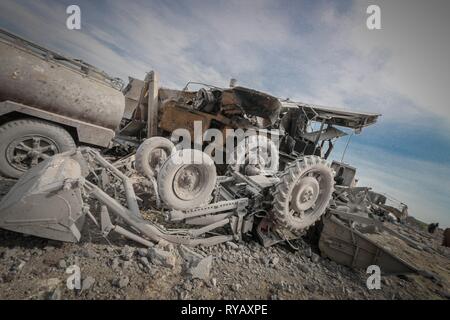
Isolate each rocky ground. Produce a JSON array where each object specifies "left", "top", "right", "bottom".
[{"left": 0, "top": 176, "right": 449, "bottom": 300}]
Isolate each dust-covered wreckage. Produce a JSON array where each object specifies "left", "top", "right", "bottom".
[{"left": 0, "top": 28, "right": 426, "bottom": 276}]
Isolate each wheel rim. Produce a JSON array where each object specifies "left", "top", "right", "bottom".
[
  {"left": 6, "top": 135, "right": 59, "bottom": 171},
  {"left": 172, "top": 164, "right": 206, "bottom": 201},
  {"left": 291, "top": 176, "right": 320, "bottom": 212},
  {"left": 289, "top": 169, "right": 330, "bottom": 220}
]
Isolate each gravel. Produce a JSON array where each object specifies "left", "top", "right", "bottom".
[{"left": 0, "top": 176, "right": 448, "bottom": 300}]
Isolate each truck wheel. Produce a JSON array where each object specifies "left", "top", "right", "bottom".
[
  {"left": 272, "top": 155, "right": 334, "bottom": 232},
  {"left": 0, "top": 119, "right": 76, "bottom": 178},
  {"left": 135, "top": 137, "right": 175, "bottom": 178},
  {"left": 157, "top": 149, "right": 217, "bottom": 210}
]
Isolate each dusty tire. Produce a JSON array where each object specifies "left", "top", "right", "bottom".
[
  {"left": 0, "top": 119, "right": 76, "bottom": 178},
  {"left": 272, "top": 155, "right": 334, "bottom": 232},
  {"left": 157, "top": 149, "right": 217, "bottom": 210},
  {"left": 135, "top": 137, "right": 175, "bottom": 178}
]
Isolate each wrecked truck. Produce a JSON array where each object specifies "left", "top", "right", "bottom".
[
  {"left": 0, "top": 28, "right": 422, "bottom": 277},
  {"left": 0, "top": 74, "right": 383, "bottom": 250},
  {"left": 0, "top": 133, "right": 422, "bottom": 275}
]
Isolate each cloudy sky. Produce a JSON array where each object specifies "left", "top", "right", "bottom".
[{"left": 1, "top": 0, "right": 449, "bottom": 226}]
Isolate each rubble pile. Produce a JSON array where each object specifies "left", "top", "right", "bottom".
[{"left": 0, "top": 175, "right": 448, "bottom": 300}]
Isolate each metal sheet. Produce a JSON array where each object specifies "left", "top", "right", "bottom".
[
  {"left": 0, "top": 151, "right": 85, "bottom": 242},
  {"left": 222, "top": 87, "right": 281, "bottom": 124},
  {"left": 319, "top": 215, "right": 418, "bottom": 275}
]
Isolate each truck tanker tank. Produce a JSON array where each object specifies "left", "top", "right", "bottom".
[{"left": 0, "top": 30, "right": 125, "bottom": 131}]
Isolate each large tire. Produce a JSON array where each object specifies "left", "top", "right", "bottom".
[
  {"left": 157, "top": 149, "right": 217, "bottom": 210},
  {"left": 0, "top": 118, "right": 76, "bottom": 178},
  {"left": 272, "top": 155, "right": 334, "bottom": 232},
  {"left": 135, "top": 137, "right": 175, "bottom": 178}
]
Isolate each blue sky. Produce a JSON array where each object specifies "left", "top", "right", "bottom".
[{"left": 1, "top": 0, "right": 449, "bottom": 226}]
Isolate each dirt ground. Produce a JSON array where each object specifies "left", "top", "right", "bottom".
[{"left": 0, "top": 176, "right": 449, "bottom": 300}]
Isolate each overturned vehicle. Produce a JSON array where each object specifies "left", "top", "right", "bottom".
[
  {"left": 0, "top": 33, "right": 421, "bottom": 275},
  {"left": 0, "top": 76, "right": 391, "bottom": 254}
]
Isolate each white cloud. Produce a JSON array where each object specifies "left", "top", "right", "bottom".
[
  {"left": 350, "top": 0, "right": 450, "bottom": 123},
  {"left": 296, "top": 0, "right": 450, "bottom": 125}
]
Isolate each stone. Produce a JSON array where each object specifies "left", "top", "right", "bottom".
[
  {"left": 120, "top": 245, "right": 134, "bottom": 261},
  {"left": 81, "top": 247, "right": 98, "bottom": 259},
  {"left": 260, "top": 256, "right": 269, "bottom": 265},
  {"left": 139, "top": 256, "right": 150, "bottom": 266},
  {"left": 105, "top": 246, "right": 115, "bottom": 253},
  {"left": 49, "top": 287, "right": 62, "bottom": 300},
  {"left": 231, "top": 283, "right": 241, "bottom": 292},
  {"left": 81, "top": 276, "right": 95, "bottom": 291},
  {"left": 148, "top": 247, "right": 176, "bottom": 268},
  {"left": 305, "top": 283, "right": 318, "bottom": 292},
  {"left": 226, "top": 242, "right": 239, "bottom": 250},
  {"left": 182, "top": 281, "right": 193, "bottom": 292},
  {"left": 114, "top": 276, "right": 129, "bottom": 288},
  {"left": 304, "top": 247, "right": 312, "bottom": 258},
  {"left": 186, "top": 256, "right": 213, "bottom": 281},
  {"left": 139, "top": 256, "right": 153, "bottom": 273},
  {"left": 44, "top": 246, "right": 55, "bottom": 252},
  {"left": 311, "top": 253, "right": 320, "bottom": 263},
  {"left": 136, "top": 248, "right": 149, "bottom": 257},
  {"left": 178, "top": 246, "right": 213, "bottom": 281},
  {"left": 270, "top": 256, "right": 279, "bottom": 267},
  {"left": 110, "top": 257, "right": 120, "bottom": 269},
  {"left": 178, "top": 245, "right": 203, "bottom": 264},
  {"left": 10, "top": 260, "right": 26, "bottom": 273},
  {"left": 58, "top": 259, "right": 67, "bottom": 269}
]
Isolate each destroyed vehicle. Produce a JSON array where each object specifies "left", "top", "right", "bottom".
[
  {"left": 127, "top": 72, "right": 380, "bottom": 181},
  {"left": 0, "top": 27, "right": 382, "bottom": 251},
  {"left": 0, "top": 75, "right": 382, "bottom": 250},
  {"left": 0, "top": 145, "right": 422, "bottom": 276},
  {"left": 2, "top": 28, "right": 422, "bottom": 277},
  {"left": 122, "top": 73, "right": 382, "bottom": 237},
  {"left": 0, "top": 148, "right": 340, "bottom": 245},
  {"left": 0, "top": 27, "right": 380, "bottom": 184},
  {"left": 332, "top": 181, "right": 408, "bottom": 223}
]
